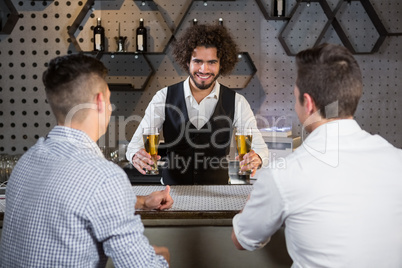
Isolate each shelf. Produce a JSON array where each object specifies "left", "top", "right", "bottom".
[
  {"left": 219, "top": 52, "right": 257, "bottom": 90},
  {"left": 68, "top": 0, "right": 172, "bottom": 54},
  {"left": 0, "top": 0, "right": 20, "bottom": 35},
  {"left": 83, "top": 51, "right": 155, "bottom": 91},
  {"left": 108, "top": 84, "right": 136, "bottom": 91},
  {"left": 67, "top": 0, "right": 393, "bottom": 94}
]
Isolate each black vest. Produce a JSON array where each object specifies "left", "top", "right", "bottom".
[{"left": 162, "top": 81, "right": 235, "bottom": 185}]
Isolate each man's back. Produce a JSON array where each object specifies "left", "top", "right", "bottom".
[
  {"left": 0, "top": 127, "right": 166, "bottom": 267},
  {"left": 233, "top": 120, "right": 402, "bottom": 267},
  {"left": 275, "top": 120, "right": 402, "bottom": 266}
]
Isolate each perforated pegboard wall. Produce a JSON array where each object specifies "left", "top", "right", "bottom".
[{"left": 0, "top": 0, "right": 401, "bottom": 155}]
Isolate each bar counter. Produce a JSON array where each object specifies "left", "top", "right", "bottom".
[
  {"left": 134, "top": 185, "right": 252, "bottom": 226},
  {"left": 134, "top": 184, "right": 291, "bottom": 267},
  {"left": 0, "top": 185, "right": 293, "bottom": 267}
]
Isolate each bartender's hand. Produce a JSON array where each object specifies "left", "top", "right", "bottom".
[
  {"left": 132, "top": 148, "right": 161, "bottom": 175},
  {"left": 236, "top": 149, "right": 262, "bottom": 177},
  {"left": 135, "top": 185, "right": 173, "bottom": 210}
]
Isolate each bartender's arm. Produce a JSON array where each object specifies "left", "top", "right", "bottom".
[
  {"left": 237, "top": 150, "right": 262, "bottom": 177},
  {"left": 126, "top": 88, "right": 167, "bottom": 174},
  {"left": 132, "top": 149, "right": 161, "bottom": 175},
  {"left": 234, "top": 94, "right": 269, "bottom": 176}
]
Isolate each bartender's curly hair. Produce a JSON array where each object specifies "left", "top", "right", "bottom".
[{"left": 172, "top": 24, "right": 239, "bottom": 76}]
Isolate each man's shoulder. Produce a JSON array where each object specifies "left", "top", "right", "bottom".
[
  {"left": 77, "top": 153, "right": 125, "bottom": 177},
  {"left": 167, "top": 80, "right": 185, "bottom": 90},
  {"left": 217, "top": 83, "right": 236, "bottom": 100}
]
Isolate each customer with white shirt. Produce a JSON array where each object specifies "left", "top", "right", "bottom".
[
  {"left": 232, "top": 43, "right": 402, "bottom": 267},
  {"left": 127, "top": 24, "right": 268, "bottom": 185}
]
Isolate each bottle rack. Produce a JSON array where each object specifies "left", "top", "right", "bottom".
[
  {"left": 66, "top": 0, "right": 394, "bottom": 90},
  {"left": 83, "top": 51, "right": 155, "bottom": 91},
  {"left": 68, "top": 0, "right": 171, "bottom": 91}
]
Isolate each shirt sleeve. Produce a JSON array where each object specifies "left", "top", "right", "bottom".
[
  {"left": 233, "top": 93, "right": 269, "bottom": 167},
  {"left": 232, "top": 168, "right": 286, "bottom": 251},
  {"left": 126, "top": 87, "right": 168, "bottom": 163},
  {"left": 86, "top": 171, "right": 168, "bottom": 267}
]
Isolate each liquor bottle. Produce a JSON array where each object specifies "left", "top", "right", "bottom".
[
  {"left": 273, "top": 0, "right": 285, "bottom": 17},
  {"left": 136, "top": 18, "right": 147, "bottom": 52},
  {"left": 218, "top": 18, "right": 223, "bottom": 26},
  {"left": 0, "top": 7, "right": 3, "bottom": 32},
  {"left": 0, "top": 6, "right": 3, "bottom": 32},
  {"left": 93, "top": 18, "right": 105, "bottom": 52}
]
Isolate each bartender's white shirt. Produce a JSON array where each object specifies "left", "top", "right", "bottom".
[
  {"left": 233, "top": 119, "right": 402, "bottom": 267},
  {"left": 126, "top": 77, "right": 268, "bottom": 165}
]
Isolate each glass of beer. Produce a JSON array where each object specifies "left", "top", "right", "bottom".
[
  {"left": 143, "top": 127, "right": 160, "bottom": 175},
  {"left": 235, "top": 127, "right": 253, "bottom": 175}
]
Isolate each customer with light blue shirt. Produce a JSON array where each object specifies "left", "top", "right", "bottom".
[
  {"left": 0, "top": 54, "right": 173, "bottom": 267},
  {"left": 232, "top": 43, "right": 402, "bottom": 267}
]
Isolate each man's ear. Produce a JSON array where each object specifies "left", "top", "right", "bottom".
[
  {"left": 95, "top": 92, "right": 105, "bottom": 113},
  {"left": 303, "top": 93, "right": 317, "bottom": 115}
]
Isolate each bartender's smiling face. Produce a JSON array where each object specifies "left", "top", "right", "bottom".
[{"left": 188, "top": 46, "right": 221, "bottom": 92}]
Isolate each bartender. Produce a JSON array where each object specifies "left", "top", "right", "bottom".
[{"left": 126, "top": 24, "right": 268, "bottom": 185}]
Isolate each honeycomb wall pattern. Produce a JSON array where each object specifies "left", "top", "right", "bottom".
[{"left": 0, "top": 0, "right": 401, "bottom": 154}]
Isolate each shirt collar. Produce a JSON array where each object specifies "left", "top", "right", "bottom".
[
  {"left": 304, "top": 119, "right": 362, "bottom": 145},
  {"left": 47, "top": 126, "right": 103, "bottom": 157},
  {"left": 314, "top": 119, "right": 361, "bottom": 136},
  {"left": 183, "top": 76, "right": 220, "bottom": 101}
]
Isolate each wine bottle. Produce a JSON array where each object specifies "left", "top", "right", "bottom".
[
  {"left": 0, "top": 5, "right": 3, "bottom": 32},
  {"left": 136, "top": 18, "right": 147, "bottom": 52},
  {"left": 0, "top": 7, "right": 3, "bottom": 32},
  {"left": 93, "top": 18, "right": 105, "bottom": 52},
  {"left": 274, "top": 0, "right": 285, "bottom": 17}
]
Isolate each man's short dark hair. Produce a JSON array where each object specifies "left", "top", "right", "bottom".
[
  {"left": 296, "top": 43, "right": 363, "bottom": 118},
  {"left": 172, "top": 24, "right": 239, "bottom": 76},
  {"left": 42, "top": 54, "right": 108, "bottom": 124}
]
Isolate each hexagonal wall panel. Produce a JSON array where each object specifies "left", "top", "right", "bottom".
[
  {"left": 0, "top": 0, "right": 19, "bottom": 35},
  {"left": 84, "top": 51, "right": 154, "bottom": 91},
  {"left": 331, "top": 0, "right": 387, "bottom": 54},
  {"left": 68, "top": 0, "right": 172, "bottom": 53},
  {"left": 278, "top": 0, "right": 336, "bottom": 56},
  {"left": 69, "top": 0, "right": 168, "bottom": 91},
  {"left": 218, "top": 52, "right": 257, "bottom": 90},
  {"left": 279, "top": 0, "right": 388, "bottom": 55}
]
